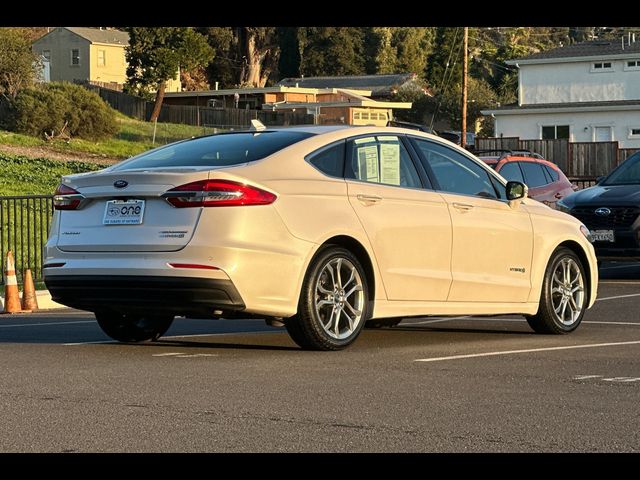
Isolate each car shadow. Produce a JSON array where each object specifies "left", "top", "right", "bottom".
[{"left": 149, "top": 338, "right": 300, "bottom": 351}]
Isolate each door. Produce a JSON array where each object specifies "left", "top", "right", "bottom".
[
  {"left": 411, "top": 138, "right": 533, "bottom": 303},
  {"left": 595, "top": 126, "right": 612, "bottom": 142},
  {"left": 345, "top": 135, "right": 452, "bottom": 301}
]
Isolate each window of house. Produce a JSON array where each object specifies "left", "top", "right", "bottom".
[
  {"left": 361, "top": 113, "right": 369, "bottom": 120},
  {"left": 353, "top": 112, "right": 361, "bottom": 120},
  {"left": 97, "top": 49, "right": 106, "bottom": 67},
  {"left": 345, "top": 136, "right": 422, "bottom": 189},
  {"left": 71, "top": 49, "right": 80, "bottom": 66},
  {"left": 630, "top": 128, "right": 640, "bottom": 138},
  {"left": 591, "top": 61, "right": 613, "bottom": 72},
  {"left": 625, "top": 60, "right": 640, "bottom": 70},
  {"left": 542, "top": 125, "right": 570, "bottom": 140},
  {"left": 42, "top": 50, "right": 51, "bottom": 63}
]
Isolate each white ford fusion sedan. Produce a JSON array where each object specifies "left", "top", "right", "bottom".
[{"left": 44, "top": 126, "right": 598, "bottom": 350}]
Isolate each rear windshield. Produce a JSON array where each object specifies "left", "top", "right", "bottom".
[{"left": 111, "top": 131, "right": 314, "bottom": 171}]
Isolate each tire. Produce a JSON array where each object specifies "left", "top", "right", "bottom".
[
  {"left": 526, "top": 247, "right": 588, "bottom": 334},
  {"left": 286, "top": 246, "right": 370, "bottom": 351},
  {"left": 365, "top": 318, "right": 402, "bottom": 329},
  {"left": 95, "top": 311, "right": 175, "bottom": 342}
]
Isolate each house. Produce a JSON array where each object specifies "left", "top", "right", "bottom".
[
  {"left": 277, "top": 73, "right": 426, "bottom": 99},
  {"left": 163, "top": 86, "right": 412, "bottom": 126},
  {"left": 482, "top": 38, "right": 640, "bottom": 148},
  {"left": 32, "top": 27, "right": 180, "bottom": 92}
]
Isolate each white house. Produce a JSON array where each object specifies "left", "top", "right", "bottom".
[{"left": 482, "top": 38, "right": 640, "bottom": 148}]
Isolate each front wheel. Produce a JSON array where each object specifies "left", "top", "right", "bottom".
[
  {"left": 526, "top": 247, "right": 587, "bottom": 334},
  {"left": 95, "top": 312, "right": 175, "bottom": 342},
  {"left": 286, "top": 247, "right": 370, "bottom": 351}
]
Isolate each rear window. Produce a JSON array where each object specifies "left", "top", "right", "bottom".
[{"left": 111, "top": 131, "right": 314, "bottom": 171}]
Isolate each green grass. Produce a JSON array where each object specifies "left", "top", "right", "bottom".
[
  {"left": 0, "top": 154, "right": 106, "bottom": 196},
  {"left": 0, "top": 113, "right": 212, "bottom": 160}
]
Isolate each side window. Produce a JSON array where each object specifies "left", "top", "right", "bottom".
[
  {"left": 544, "top": 164, "right": 559, "bottom": 182},
  {"left": 307, "top": 142, "right": 345, "bottom": 178},
  {"left": 346, "top": 136, "right": 421, "bottom": 188},
  {"left": 497, "top": 161, "right": 525, "bottom": 183},
  {"left": 412, "top": 139, "right": 498, "bottom": 199},
  {"left": 520, "top": 162, "right": 548, "bottom": 188}
]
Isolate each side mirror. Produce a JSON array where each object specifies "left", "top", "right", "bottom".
[{"left": 506, "top": 181, "right": 528, "bottom": 200}]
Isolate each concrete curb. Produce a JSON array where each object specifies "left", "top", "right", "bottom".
[{"left": 0, "top": 289, "right": 65, "bottom": 311}]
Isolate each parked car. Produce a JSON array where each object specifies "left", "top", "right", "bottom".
[
  {"left": 386, "top": 120, "right": 434, "bottom": 133},
  {"left": 44, "top": 126, "right": 597, "bottom": 350},
  {"left": 438, "top": 130, "right": 476, "bottom": 148},
  {"left": 477, "top": 150, "right": 577, "bottom": 209},
  {"left": 557, "top": 150, "right": 640, "bottom": 261}
]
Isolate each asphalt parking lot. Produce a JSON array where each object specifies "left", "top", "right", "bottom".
[{"left": 1, "top": 261, "right": 639, "bottom": 452}]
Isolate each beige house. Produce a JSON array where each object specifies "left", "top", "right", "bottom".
[
  {"left": 32, "top": 27, "right": 180, "bottom": 92},
  {"left": 164, "top": 86, "right": 411, "bottom": 126}
]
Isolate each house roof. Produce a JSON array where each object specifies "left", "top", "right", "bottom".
[
  {"left": 164, "top": 86, "right": 372, "bottom": 98},
  {"left": 65, "top": 27, "right": 129, "bottom": 46},
  {"left": 277, "top": 73, "right": 416, "bottom": 94},
  {"left": 508, "top": 39, "right": 640, "bottom": 65},
  {"left": 482, "top": 100, "right": 640, "bottom": 115}
]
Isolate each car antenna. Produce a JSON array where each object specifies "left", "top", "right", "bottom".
[{"left": 250, "top": 119, "right": 267, "bottom": 132}]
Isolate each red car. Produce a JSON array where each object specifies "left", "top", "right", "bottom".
[{"left": 477, "top": 150, "right": 577, "bottom": 208}]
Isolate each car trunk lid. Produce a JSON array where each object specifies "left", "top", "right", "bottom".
[{"left": 55, "top": 168, "right": 211, "bottom": 252}]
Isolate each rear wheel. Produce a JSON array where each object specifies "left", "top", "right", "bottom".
[
  {"left": 286, "top": 247, "right": 370, "bottom": 351},
  {"left": 526, "top": 247, "right": 587, "bottom": 334},
  {"left": 95, "top": 312, "right": 174, "bottom": 342}
]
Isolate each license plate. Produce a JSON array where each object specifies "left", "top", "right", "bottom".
[
  {"left": 591, "top": 229, "right": 615, "bottom": 242},
  {"left": 103, "top": 199, "right": 145, "bottom": 225}
]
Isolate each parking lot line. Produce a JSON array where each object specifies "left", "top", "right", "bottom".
[
  {"left": 414, "top": 340, "right": 640, "bottom": 363},
  {"left": 0, "top": 320, "right": 95, "bottom": 328},
  {"left": 596, "top": 293, "right": 640, "bottom": 301}
]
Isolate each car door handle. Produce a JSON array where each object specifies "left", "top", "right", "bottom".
[
  {"left": 357, "top": 194, "right": 383, "bottom": 204},
  {"left": 452, "top": 202, "right": 474, "bottom": 211}
]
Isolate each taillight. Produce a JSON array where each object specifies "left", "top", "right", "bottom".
[
  {"left": 53, "top": 184, "right": 85, "bottom": 210},
  {"left": 162, "top": 179, "right": 277, "bottom": 208}
]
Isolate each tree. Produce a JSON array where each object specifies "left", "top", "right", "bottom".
[
  {"left": 239, "top": 27, "right": 279, "bottom": 87},
  {"left": 370, "top": 27, "right": 396, "bottom": 74},
  {"left": 0, "top": 28, "right": 38, "bottom": 100},
  {"left": 392, "top": 27, "right": 434, "bottom": 75},
  {"left": 299, "top": 27, "right": 366, "bottom": 76},
  {"left": 440, "top": 76, "right": 497, "bottom": 131},
  {"left": 278, "top": 27, "right": 301, "bottom": 79},
  {"left": 125, "top": 27, "right": 213, "bottom": 122}
]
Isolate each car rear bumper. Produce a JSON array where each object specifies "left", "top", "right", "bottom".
[{"left": 44, "top": 275, "right": 245, "bottom": 316}]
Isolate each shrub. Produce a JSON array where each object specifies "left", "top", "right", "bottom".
[{"left": 7, "top": 82, "right": 118, "bottom": 141}]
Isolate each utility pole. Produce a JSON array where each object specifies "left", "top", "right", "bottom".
[{"left": 461, "top": 26, "right": 468, "bottom": 149}]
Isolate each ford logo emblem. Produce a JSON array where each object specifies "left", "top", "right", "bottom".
[
  {"left": 595, "top": 207, "right": 611, "bottom": 216},
  {"left": 114, "top": 180, "right": 128, "bottom": 189}
]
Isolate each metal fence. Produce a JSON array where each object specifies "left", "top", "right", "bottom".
[{"left": 0, "top": 195, "right": 54, "bottom": 286}]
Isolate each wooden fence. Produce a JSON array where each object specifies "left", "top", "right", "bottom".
[
  {"left": 79, "top": 82, "right": 314, "bottom": 128},
  {"left": 476, "top": 137, "right": 638, "bottom": 177}
]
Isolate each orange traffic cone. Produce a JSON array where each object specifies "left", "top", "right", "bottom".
[
  {"left": 2, "top": 251, "right": 22, "bottom": 314},
  {"left": 21, "top": 268, "right": 39, "bottom": 313}
]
